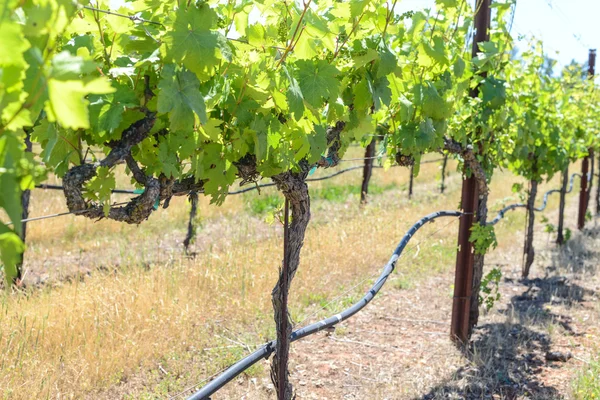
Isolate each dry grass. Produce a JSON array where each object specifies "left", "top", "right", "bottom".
[{"left": 0, "top": 153, "right": 591, "bottom": 399}]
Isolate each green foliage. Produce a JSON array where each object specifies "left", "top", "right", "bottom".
[
  {"left": 1, "top": 0, "right": 599, "bottom": 285},
  {"left": 247, "top": 182, "right": 395, "bottom": 215},
  {"left": 84, "top": 167, "right": 117, "bottom": 216},
  {"left": 479, "top": 267, "right": 502, "bottom": 311},
  {"left": 470, "top": 223, "right": 498, "bottom": 256},
  {"left": 544, "top": 223, "right": 556, "bottom": 234},
  {"left": 573, "top": 357, "right": 600, "bottom": 399},
  {"left": 247, "top": 193, "right": 282, "bottom": 216},
  {"left": 565, "top": 228, "right": 572, "bottom": 242}
]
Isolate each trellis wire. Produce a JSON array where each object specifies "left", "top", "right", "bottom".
[{"left": 6, "top": 201, "right": 131, "bottom": 225}]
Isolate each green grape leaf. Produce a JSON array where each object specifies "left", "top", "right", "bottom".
[
  {"left": 415, "top": 82, "right": 451, "bottom": 120},
  {"left": 0, "top": 133, "right": 23, "bottom": 231},
  {"left": 45, "top": 76, "right": 115, "bottom": 130},
  {"left": 163, "top": 4, "right": 224, "bottom": 80},
  {"left": 84, "top": 166, "right": 116, "bottom": 216},
  {"left": 353, "top": 79, "right": 372, "bottom": 111},
  {"left": 377, "top": 47, "right": 397, "bottom": 78},
  {"left": 295, "top": 60, "right": 340, "bottom": 108},
  {"left": 31, "top": 120, "right": 80, "bottom": 176},
  {"left": 481, "top": 77, "right": 506, "bottom": 109},
  {"left": 247, "top": 24, "right": 266, "bottom": 46},
  {"left": 306, "top": 125, "right": 327, "bottom": 164},
  {"left": 350, "top": 0, "right": 371, "bottom": 18},
  {"left": 0, "top": 230, "right": 25, "bottom": 285},
  {"left": 0, "top": 20, "right": 28, "bottom": 66},
  {"left": 199, "top": 118, "right": 223, "bottom": 142},
  {"left": 283, "top": 66, "right": 305, "bottom": 121},
  {"left": 453, "top": 57, "right": 466, "bottom": 78},
  {"left": 157, "top": 64, "right": 207, "bottom": 131},
  {"left": 89, "top": 83, "right": 139, "bottom": 140}
]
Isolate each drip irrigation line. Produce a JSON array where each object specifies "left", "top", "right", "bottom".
[
  {"left": 186, "top": 210, "right": 463, "bottom": 400},
  {"left": 487, "top": 173, "right": 585, "bottom": 226}
]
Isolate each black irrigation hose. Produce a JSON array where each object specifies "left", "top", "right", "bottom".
[
  {"left": 487, "top": 173, "right": 586, "bottom": 226},
  {"left": 186, "top": 210, "right": 463, "bottom": 400}
]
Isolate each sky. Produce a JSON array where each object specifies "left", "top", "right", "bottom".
[{"left": 398, "top": 0, "right": 599, "bottom": 70}]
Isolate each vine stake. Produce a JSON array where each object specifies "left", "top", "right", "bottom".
[
  {"left": 578, "top": 49, "right": 595, "bottom": 230},
  {"left": 450, "top": 0, "right": 491, "bottom": 344}
]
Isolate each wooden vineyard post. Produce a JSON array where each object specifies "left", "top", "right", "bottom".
[
  {"left": 589, "top": 149, "right": 595, "bottom": 212},
  {"left": 578, "top": 49, "right": 595, "bottom": 230},
  {"left": 597, "top": 150, "right": 600, "bottom": 215},
  {"left": 450, "top": 0, "right": 490, "bottom": 344},
  {"left": 556, "top": 166, "right": 569, "bottom": 245},
  {"left": 578, "top": 156, "right": 589, "bottom": 230},
  {"left": 451, "top": 176, "right": 479, "bottom": 342}
]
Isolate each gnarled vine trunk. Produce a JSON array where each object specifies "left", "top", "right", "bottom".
[
  {"left": 589, "top": 150, "right": 594, "bottom": 212},
  {"left": 556, "top": 166, "right": 569, "bottom": 245},
  {"left": 183, "top": 191, "right": 198, "bottom": 253},
  {"left": 270, "top": 169, "right": 310, "bottom": 400},
  {"left": 440, "top": 154, "right": 448, "bottom": 194},
  {"left": 267, "top": 122, "right": 344, "bottom": 399},
  {"left": 597, "top": 153, "right": 600, "bottom": 216},
  {"left": 15, "top": 130, "right": 33, "bottom": 285},
  {"left": 408, "top": 164, "right": 414, "bottom": 199},
  {"left": 360, "top": 140, "right": 376, "bottom": 204},
  {"left": 522, "top": 179, "right": 538, "bottom": 278}
]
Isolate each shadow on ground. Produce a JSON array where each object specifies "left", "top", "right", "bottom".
[{"left": 417, "top": 230, "right": 598, "bottom": 400}]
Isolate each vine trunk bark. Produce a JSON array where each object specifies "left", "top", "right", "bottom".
[
  {"left": 360, "top": 140, "right": 376, "bottom": 204},
  {"left": 15, "top": 130, "right": 33, "bottom": 285},
  {"left": 270, "top": 170, "right": 310, "bottom": 400},
  {"left": 408, "top": 164, "right": 414, "bottom": 199},
  {"left": 440, "top": 154, "right": 448, "bottom": 194},
  {"left": 597, "top": 153, "right": 600, "bottom": 216},
  {"left": 556, "top": 166, "right": 569, "bottom": 245},
  {"left": 589, "top": 150, "right": 594, "bottom": 213},
  {"left": 183, "top": 191, "right": 198, "bottom": 253},
  {"left": 522, "top": 179, "right": 538, "bottom": 278}
]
